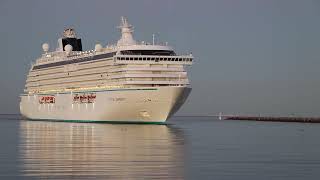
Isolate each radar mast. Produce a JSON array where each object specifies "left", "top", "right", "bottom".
[{"left": 117, "top": 17, "right": 136, "bottom": 46}]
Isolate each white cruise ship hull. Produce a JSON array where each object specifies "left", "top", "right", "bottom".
[{"left": 20, "top": 86, "right": 191, "bottom": 123}]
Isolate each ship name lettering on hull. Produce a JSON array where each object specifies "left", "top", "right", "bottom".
[{"left": 73, "top": 93, "right": 96, "bottom": 104}]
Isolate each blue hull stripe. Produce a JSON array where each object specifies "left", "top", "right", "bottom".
[{"left": 23, "top": 118, "right": 166, "bottom": 125}]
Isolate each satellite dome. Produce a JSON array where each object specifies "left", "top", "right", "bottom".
[
  {"left": 64, "top": 44, "right": 73, "bottom": 54},
  {"left": 42, "top": 43, "right": 49, "bottom": 52},
  {"left": 95, "top": 44, "right": 103, "bottom": 52}
]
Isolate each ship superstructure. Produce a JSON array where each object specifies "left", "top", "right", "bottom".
[{"left": 20, "top": 17, "right": 193, "bottom": 123}]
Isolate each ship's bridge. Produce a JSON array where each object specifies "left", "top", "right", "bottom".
[{"left": 117, "top": 44, "right": 175, "bottom": 56}]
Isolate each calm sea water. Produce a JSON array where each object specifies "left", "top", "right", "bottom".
[{"left": 0, "top": 114, "right": 320, "bottom": 179}]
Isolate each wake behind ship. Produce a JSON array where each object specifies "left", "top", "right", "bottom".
[{"left": 20, "top": 17, "right": 193, "bottom": 123}]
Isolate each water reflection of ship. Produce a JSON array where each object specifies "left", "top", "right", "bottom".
[{"left": 19, "top": 120, "right": 185, "bottom": 179}]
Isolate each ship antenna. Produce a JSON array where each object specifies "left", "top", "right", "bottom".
[{"left": 152, "top": 34, "right": 155, "bottom": 45}]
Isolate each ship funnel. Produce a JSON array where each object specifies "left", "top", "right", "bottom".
[
  {"left": 57, "top": 28, "right": 83, "bottom": 52},
  {"left": 117, "top": 17, "right": 136, "bottom": 46}
]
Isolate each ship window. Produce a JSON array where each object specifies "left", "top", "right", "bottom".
[
  {"left": 120, "top": 50, "right": 176, "bottom": 56},
  {"left": 164, "top": 58, "right": 167, "bottom": 61},
  {"left": 126, "top": 57, "right": 129, "bottom": 60},
  {"left": 160, "top": 58, "right": 163, "bottom": 61},
  {"left": 151, "top": 57, "right": 155, "bottom": 60},
  {"left": 135, "top": 58, "right": 138, "bottom": 60},
  {"left": 143, "top": 57, "right": 146, "bottom": 60},
  {"left": 139, "top": 57, "right": 142, "bottom": 60},
  {"left": 155, "top": 58, "right": 159, "bottom": 62},
  {"left": 121, "top": 57, "right": 125, "bottom": 60},
  {"left": 130, "top": 57, "right": 133, "bottom": 60},
  {"left": 147, "top": 58, "right": 150, "bottom": 60}
]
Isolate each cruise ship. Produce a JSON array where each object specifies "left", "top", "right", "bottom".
[{"left": 20, "top": 17, "right": 193, "bottom": 123}]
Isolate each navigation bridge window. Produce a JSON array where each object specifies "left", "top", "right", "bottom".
[{"left": 120, "top": 50, "right": 176, "bottom": 56}]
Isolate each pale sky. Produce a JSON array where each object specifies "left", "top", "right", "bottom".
[{"left": 1, "top": 0, "right": 320, "bottom": 116}]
